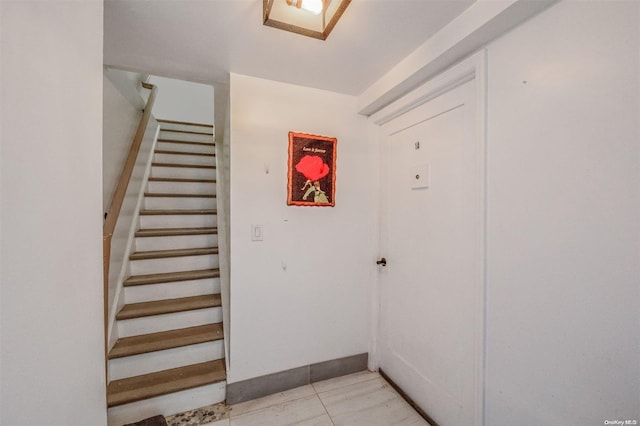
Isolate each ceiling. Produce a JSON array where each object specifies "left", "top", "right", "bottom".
[{"left": 104, "top": 0, "right": 476, "bottom": 96}]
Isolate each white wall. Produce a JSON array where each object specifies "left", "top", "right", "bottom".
[
  {"left": 148, "top": 76, "right": 214, "bottom": 124},
  {"left": 0, "top": 1, "right": 107, "bottom": 425},
  {"left": 104, "top": 68, "right": 146, "bottom": 110},
  {"left": 229, "top": 74, "right": 376, "bottom": 383},
  {"left": 102, "top": 69, "right": 160, "bottom": 351},
  {"left": 103, "top": 69, "right": 143, "bottom": 211},
  {"left": 485, "top": 1, "right": 639, "bottom": 424}
]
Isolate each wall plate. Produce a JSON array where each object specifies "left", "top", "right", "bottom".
[{"left": 411, "top": 164, "right": 429, "bottom": 189}]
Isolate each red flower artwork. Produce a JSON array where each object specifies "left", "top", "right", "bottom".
[
  {"left": 295, "top": 155, "right": 330, "bottom": 181},
  {"left": 287, "top": 131, "right": 336, "bottom": 207}
]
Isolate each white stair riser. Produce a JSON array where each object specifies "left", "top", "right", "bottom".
[
  {"left": 158, "top": 131, "right": 213, "bottom": 143},
  {"left": 118, "top": 307, "right": 222, "bottom": 337},
  {"left": 144, "top": 196, "right": 216, "bottom": 210},
  {"left": 160, "top": 123, "right": 213, "bottom": 133},
  {"left": 155, "top": 152, "right": 215, "bottom": 167},
  {"left": 124, "top": 277, "right": 221, "bottom": 304},
  {"left": 139, "top": 214, "right": 217, "bottom": 229},
  {"left": 129, "top": 254, "right": 219, "bottom": 276},
  {"left": 155, "top": 141, "right": 214, "bottom": 155},
  {"left": 135, "top": 234, "right": 218, "bottom": 252},
  {"left": 147, "top": 180, "right": 216, "bottom": 195},
  {"left": 151, "top": 166, "right": 216, "bottom": 180},
  {"left": 107, "top": 381, "right": 225, "bottom": 426},
  {"left": 109, "top": 340, "right": 225, "bottom": 381}
]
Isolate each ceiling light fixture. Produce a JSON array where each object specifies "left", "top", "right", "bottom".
[{"left": 263, "top": 0, "right": 351, "bottom": 41}]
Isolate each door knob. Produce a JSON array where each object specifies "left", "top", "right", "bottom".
[{"left": 376, "top": 257, "right": 387, "bottom": 266}]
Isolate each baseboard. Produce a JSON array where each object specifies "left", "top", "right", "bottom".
[
  {"left": 378, "top": 368, "right": 439, "bottom": 426},
  {"left": 226, "top": 353, "right": 368, "bottom": 405}
]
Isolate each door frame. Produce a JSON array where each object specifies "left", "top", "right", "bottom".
[{"left": 369, "top": 50, "right": 487, "bottom": 426}]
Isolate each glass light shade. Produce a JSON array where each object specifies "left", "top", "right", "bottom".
[{"left": 301, "top": 0, "right": 323, "bottom": 15}]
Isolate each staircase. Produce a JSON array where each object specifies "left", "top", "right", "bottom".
[{"left": 107, "top": 121, "right": 225, "bottom": 425}]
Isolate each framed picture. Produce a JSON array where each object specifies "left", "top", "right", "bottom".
[{"left": 287, "top": 131, "right": 337, "bottom": 207}]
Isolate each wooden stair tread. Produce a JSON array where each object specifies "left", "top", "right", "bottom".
[
  {"left": 124, "top": 268, "right": 220, "bottom": 286},
  {"left": 152, "top": 162, "right": 216, "bottom": 169},
  {"left": 157, "top": 119, "right": 213, "bottom": 128},
  {"left": 107, "top": 359, "right": 225, "bottom": 407},
  {"left": 155, "top": 149, "right": 215, "bottom": 157},
  {"left": 130, "top": 247, "right": 218, "bottom": 260},
  {"left": 144, "top": 192, "right": 216, "bottom": 198},
  {"left": 157, "top": 138, "right": 214, "bottom": 147},
  {"left": 148, "top": 177, "right": 216, "bottom": 183},
  {"left": 109, "top": 323, "right": 223, "bottom": 359},
  {"left": 135, "top": 227, "right": 218, "bottom": 237},
  {"left": 139, "top": 209, "right": 216, "bottom": 215},
  {"left": 116, "top": 294, "right": 221, "bottom": 320},
  {"left": 159, "top": 128, "right": 214, "bottom": 136}
]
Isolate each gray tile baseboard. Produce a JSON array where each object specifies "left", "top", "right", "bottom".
[{"left": 226, "top": 353, "right": 368, "bottom": 405}]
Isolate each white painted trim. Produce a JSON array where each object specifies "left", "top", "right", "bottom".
[
  {"left": 215, "top": 91, "right": 231, "bottom": 374},
  {"left": 215, "top": 140, "right": 230, "bottom": 370},
  {"left": 474, "top": 49, "right": 488, "bottom": 426},
  {"left": 358, "top": 0, "right": 556, "bottom": 116},
  {"left": 367, "top": 122, "right": 382, "bottom": 373},
  {"left": 370, "top": 50, "right": 487, "bottom": 426},
  {"left": 371, "top": 52, "right": 482, "bottom": 128}
]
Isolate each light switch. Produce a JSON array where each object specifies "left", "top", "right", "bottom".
[
  {"left": 252, "top": 224, "right": 263, "bottom": 241},
  {"left": 411, "top": 164, "right": 429, "bottom": 189}
]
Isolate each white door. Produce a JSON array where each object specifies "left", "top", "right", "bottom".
[{"left": 377, "top": 63, "right": 485, "bottom": 426}]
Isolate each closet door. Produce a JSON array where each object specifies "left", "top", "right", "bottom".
[{"left": 377, "top": 56, "right": 485, "bottom": 426}]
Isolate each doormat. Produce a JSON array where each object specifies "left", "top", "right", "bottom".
[
  {"left": 165, "top": 402, "right": 229, "bottom": 425},
  {"left": 124, "top": 415, "right": 168, "bottom": 426}
]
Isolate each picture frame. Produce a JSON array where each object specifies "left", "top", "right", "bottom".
[{"left": 287, "top": 131, "right": 337, "bottom": 207}]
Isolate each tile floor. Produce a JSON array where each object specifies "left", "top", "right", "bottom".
[{"left": 166, "top": 371, "right": 430, "bottom": 426}]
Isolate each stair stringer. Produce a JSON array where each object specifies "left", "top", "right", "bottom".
[{"left": 214, "top": 97, "right": 231, "bottom": 373}]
